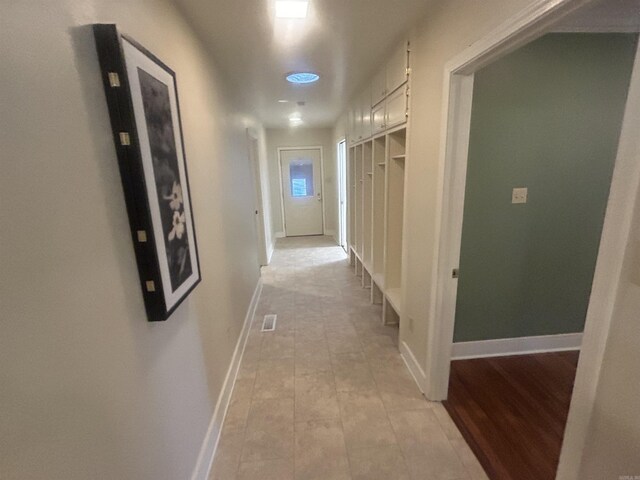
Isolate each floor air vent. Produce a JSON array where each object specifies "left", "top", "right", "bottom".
[{"left": 261, "top": 314, "right": 277, "bottom": 332}]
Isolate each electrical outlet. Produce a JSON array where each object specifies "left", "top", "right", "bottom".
[{"left": 512, "top": 187, "right": 528, "bottom": 204}]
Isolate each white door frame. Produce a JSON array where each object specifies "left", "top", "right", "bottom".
[
  {"left": 277, "top": 146, "right": 326, "bottom": 237},
  {"left": 247, "top": 129, "right": 269, "bottom": 266},
  {"left": 337, "top": 138, "right": 348, "bottom": 251},
  {"left": 424, "top": 0, "right": 640, "bottom": 477}
]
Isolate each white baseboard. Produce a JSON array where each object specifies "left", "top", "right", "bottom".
[
  {"left": 190, "top": 278, "right": 263, "bottom": 480},
  {"left": 400, "top": 340, "right": 427, "bottom": 394},
  {"left": 451, "top": 332, "right": 583, "bottom": 360},
  {"left": 275, "top": 231, "right": 285, "bottom": 238}
]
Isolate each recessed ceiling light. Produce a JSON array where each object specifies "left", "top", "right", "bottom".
[
  {"left": 289, "top": 113, "right": 303, "bottom": 126},
  {"left": 275, "top": 1, "right": 308, "bottom": 19},
  {"left": 278, "top": 99, "right": 289, "bottom": 103},
  {"left": 286, "top": 72, "right": 320, "bottom": 84}
]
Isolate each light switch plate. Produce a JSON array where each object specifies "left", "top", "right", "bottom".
[{"left": 512, "top": 187, "right": 528, "bottom": 204}]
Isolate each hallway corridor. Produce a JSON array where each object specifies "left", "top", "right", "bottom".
[{"left": 210, "top": 236, "right": 488, "bottom": 480}]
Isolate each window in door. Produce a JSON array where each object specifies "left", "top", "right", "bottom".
[{"left": 289, "top": 160, "right": 314, "bottom": 197}]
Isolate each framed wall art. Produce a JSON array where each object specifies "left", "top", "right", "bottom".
[{"left": 93, "top": 24, "right": 201, "bottom": 321}]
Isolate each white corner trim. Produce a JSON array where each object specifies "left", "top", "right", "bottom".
[
  {"left": 275, "top": 231, "right": 286, "bottom": 238},
  {"left": 190, "top": 278, "right": 263, "bottom": 480},
  {"left": 451, "top": 332, "right": 583, "bottom": 360},
  {"left": 267, "top": 241, "right": 275, "bottom": 264},
  {"left": 400, "top": 340, "right": 427, "bottom": 394}
]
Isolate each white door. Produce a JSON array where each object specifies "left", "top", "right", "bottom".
[
  {"left": 280, "top": 148, "right": 323, "bottom": 236},
  {"left": 337, "top": 140, "right": 347, "bottom": 251},
  {"left": 248, "top": 133, "right": 268, "bottom": 266}
]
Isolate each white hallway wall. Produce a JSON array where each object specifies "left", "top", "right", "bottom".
[
  {"left": 265, "top": 127, "right": 337, "bottom": 240},
  {"left": 0, "top": 1, "right": 265, "bottom": 479}
]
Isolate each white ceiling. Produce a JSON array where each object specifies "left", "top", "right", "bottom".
[
  {"left": 173, "top": 0, "right": 639, "bottom": 128},
  {"left": 174, "top": 0, "right": 434, "bottom": 128}
]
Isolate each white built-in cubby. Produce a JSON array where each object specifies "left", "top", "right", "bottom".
[
  {"left": 383, "top": 128, "right": 406, "bottom": 323},
  {"left": 346, "top": 37, "right": 410, "bottom": 325},
  {"left": 346, "top": 127, "right": 407, "bottom": 324},
  {"left": 372, "top": 136, "right": 386, "bottom": 285},
  {"left": 354, "top": 144, "right": 363, "bottom": 264}
]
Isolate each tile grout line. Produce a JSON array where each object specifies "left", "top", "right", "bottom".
[{"left": 324, "top": 289, "right": 356, "bottom": 480}]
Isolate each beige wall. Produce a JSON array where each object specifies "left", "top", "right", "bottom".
[
  {"left": 0, "top": 1, "right": 264, "bottom": 479},
  {"left": 333, "top": 112, "right": 348, "bottom": 145},
  {"left": 265, "top": 127, "right": 337, "bottom": 239},
  {"left": 261, "top": 133, "right": 274, "bottom": 258}
]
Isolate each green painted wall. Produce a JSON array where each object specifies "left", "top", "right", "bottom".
[{"left": 454, "top": 34, "right": 637, "bottom": 343}]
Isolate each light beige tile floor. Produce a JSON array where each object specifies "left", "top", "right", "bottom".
[{"left": 209, "top": 236, "right": 488, "bottom": 480}]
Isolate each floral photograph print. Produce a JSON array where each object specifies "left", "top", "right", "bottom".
[
  {"left": 93, "top": 24, "right": 201, "bottom": 321},
  {"left": 138, "top": 69, "right": 193, "bottom": 290}
]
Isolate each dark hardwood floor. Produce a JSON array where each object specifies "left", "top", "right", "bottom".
[{"left": 443, "top": 351, "right": 580, "bottom": 480}]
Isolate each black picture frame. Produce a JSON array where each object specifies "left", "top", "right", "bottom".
[{"left": 93, "top": 24, "right": 201, "bottom": 322}]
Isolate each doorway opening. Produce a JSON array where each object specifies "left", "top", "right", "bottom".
[
  {"left": 423, "top": 1, "right": 639, "bottom": 478},
  {"left": 337, "top": 139, "right": 347, "bottom": 252},
  {"left": 278, "top": 146, "right": 325, "bottom": 237}
]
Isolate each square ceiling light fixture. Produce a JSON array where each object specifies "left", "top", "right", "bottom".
[{"left": 275, "top": 0, "right": 309, "bottom": 18}]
